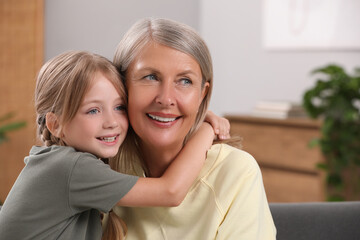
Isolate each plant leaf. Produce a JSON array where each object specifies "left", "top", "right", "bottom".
[
  {"left": 0, "top": 122, "right": 26, "bottom": 133},
  {"left": 308, "top": 138, "right": 320, "bottom": 148},
  {"left": 0, "top": 112, "right": 16, "bottom": 122},
  {"left": 316, "top": 163, "right": 328, "bottom": 170}
]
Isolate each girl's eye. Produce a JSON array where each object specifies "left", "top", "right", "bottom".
[
  {"left": 115, "top": 105, "right": 126, "bottom": 112},
  {"left": 87, "top": 109, "right": 99, "bottom": 115},
  {"left": 144, "top": 74, "right": 158, "bottom": 81}
]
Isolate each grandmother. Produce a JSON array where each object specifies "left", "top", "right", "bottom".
[{"left": 110, "top": 17, "right": 276, "bottom": 239}]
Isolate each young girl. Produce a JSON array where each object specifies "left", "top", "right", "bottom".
[{"left": 0, "top": 51, "right": 227, "bottom": 239}]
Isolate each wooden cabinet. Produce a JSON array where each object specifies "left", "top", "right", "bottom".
[
  {"left": 0, "top": 0, "right": 43, "bottom": 203},
  {"left": 225, "top": 115, "right": 325, "bottom": 202}
]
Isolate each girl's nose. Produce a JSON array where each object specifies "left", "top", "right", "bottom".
[{"left": 103, "top": 112, "right": 119, "bottom": 129}]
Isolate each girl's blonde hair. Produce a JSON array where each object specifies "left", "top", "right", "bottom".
[
  {"left": 34, "top": 50, "right": 127, "bottom": 239},
  {"left": 111, "top": 17, "right": 214, "bottom": 175},
  {"left": 35, "top": 50, "right": 126, "bottom": 146}
]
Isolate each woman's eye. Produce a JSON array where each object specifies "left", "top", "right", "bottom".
[
  {"left": 179, "top": 78, "right": 192, "bottom": 86},
  {"left": 87, "top": 109, "right": 99, "bottom": 115},
  {"left": 144, "top": 74, "right": 158, "bottom": 81}
]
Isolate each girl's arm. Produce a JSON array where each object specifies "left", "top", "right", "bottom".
[{"left": 117, "top": 122, "right": 214, "bottom": 207}]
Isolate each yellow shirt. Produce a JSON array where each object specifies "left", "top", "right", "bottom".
[{"left": 113, "top": 144, "right": 276, "bottom": 239}]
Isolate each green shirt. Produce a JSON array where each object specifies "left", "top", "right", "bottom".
[{"left": 0, "top": 145, "right": 138, "bottom": 239}]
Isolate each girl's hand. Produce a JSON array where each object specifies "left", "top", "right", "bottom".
[{"left": 205, "top": 110, "right": 230, "bottom": 140}]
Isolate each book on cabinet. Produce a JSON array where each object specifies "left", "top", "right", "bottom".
[{"left": 251, "top": 100, "right": 307, "bottom": 119}]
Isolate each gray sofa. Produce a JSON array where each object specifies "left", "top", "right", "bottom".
[
  {"left": 269, "top": 201, "right": 360, "bottom": 240},
  {"left": 1, "top": 202, "right": 359, "bottom": 239}
]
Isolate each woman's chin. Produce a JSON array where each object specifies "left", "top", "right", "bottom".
[{"left": 142, "top": 135, "right": 184, "bottom": 150}]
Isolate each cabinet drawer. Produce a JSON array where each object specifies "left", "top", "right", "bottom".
[
  {"left": 226, "top": 115, "right": 324, "bottom": 202},
  {"left": 228, "top": 116, "right": 322, "bottom": 173},
  {"left": 262, "top": 168, "right": 324, "bottom": 202}
]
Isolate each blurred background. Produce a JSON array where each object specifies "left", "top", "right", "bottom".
[{"left": 1, "top": 0, "right": 359, "bottom": 203}]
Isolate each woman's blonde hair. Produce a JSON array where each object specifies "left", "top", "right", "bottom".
[
  {"left": 111, "top": 17, "right": 214, "bottom": 174},
  {"left": 34, "top": 51, "right": 127, "bottom": 239},
  {"left": 114, "top": 18, "right": 213, "bottom": 131}
]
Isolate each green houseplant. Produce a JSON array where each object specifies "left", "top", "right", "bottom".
[
  {"left": 302, "top": 64, "right": 360, "bottom": 201},
  {"left": 0, "top": 112, "right": 26, "bottom": 145},
  {"left": 0, "top": 112, "right": 26, "bottom": 205}
]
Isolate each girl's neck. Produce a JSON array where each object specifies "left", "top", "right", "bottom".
[{"left": 139, "top": 141, "right": 183, "bottom": 178}]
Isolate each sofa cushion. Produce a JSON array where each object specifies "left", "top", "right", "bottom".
[{"left": 270, "top": 201, "right": 360, "bottom": 240}]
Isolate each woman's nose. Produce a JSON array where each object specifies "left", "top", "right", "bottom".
[{"left": 155, "top": 81, "right": 175, "bottom": 106}]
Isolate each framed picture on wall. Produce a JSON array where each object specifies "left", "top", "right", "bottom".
[{"left": 262, "top": 0, "right": 360, "bottom": 50}]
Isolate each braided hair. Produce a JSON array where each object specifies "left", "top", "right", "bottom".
[{"left": 35, "top": 114, "right": 63, "bottom": 146}]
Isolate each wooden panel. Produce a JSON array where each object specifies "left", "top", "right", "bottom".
[
  {"left": 231, "top": 121, "right": 322, "bottom": 172},
  {"left": 227, "top": 115, "right": 322, "bottom": 172},
  {"left": 225, "top": 115, "right": 325, "bottom": 202},
  {"left": 262, "top": 168, "right": 324, "bottom": 202},
  {"left": 0, "top": 0, "right": 43, "bottom": 203}
]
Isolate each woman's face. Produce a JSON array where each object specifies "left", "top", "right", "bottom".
[{"left": 126, "top": 42, "right": 209, "bottom": 149}]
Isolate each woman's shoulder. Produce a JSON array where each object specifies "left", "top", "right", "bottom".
[
  {"left": 205, "top": 143, "right": 260, "bottom": 176},
  {"left": 208, "top": 143, "right": 257, "bottom": 164}
]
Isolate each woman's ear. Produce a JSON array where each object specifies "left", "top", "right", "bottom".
[
  {"left": 45, "top": 112, "right": 61, "bottom": 138},
  {"left": 201, "top": 81, "right": 210, "bottom": 101}
]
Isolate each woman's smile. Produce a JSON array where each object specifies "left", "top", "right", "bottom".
[{"left": 146, "top": 112, "right": 181, "bottom": 127}]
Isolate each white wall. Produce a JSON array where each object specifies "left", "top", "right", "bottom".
[
  {"left": 45, "top": 0, "right": 200, "bottom": 60},
  {"left": 45, "top": 0, "right": 360, "bottom": 116},
  {"left": 200, "top": 0, "right": 360, "bottom": 115}
]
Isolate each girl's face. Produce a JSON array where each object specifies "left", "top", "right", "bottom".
[
  {"left": 61, "top": 73, "right": 128, "bottom": 158},
  {"left": 126, "top": 42, "right": 209, "bottom": 149}
]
